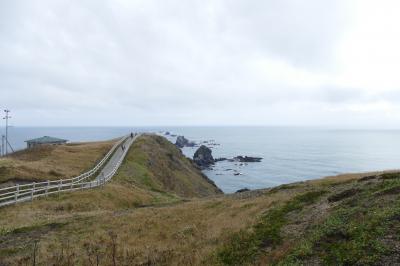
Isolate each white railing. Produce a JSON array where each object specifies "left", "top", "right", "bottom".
[{"left": 0, "top": 134, "right": 137, "bottom": 207}]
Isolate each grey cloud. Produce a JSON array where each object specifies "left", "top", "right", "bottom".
[
  {"left": 0, "top": 0, "right": 393, "bottom": 127},
  {"left": 318, "top": 87, "right": 366, "bottom": 104},
  {"left": 215, "top": 0, "right": 350, "bottom": 68},
  {"left": 377, "top": 90, "right": 400, "bottom": 103}
]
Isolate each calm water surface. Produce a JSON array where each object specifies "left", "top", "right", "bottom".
[{"left": 3, "top": 126, "right": 400, "bottom": 193}]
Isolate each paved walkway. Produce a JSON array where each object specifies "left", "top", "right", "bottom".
[{"left": 95, "top": 134, "right": 136, "bottom": 182}]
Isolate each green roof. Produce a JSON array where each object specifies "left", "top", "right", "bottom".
[{"left": 25, "top": 136, "right": 68, "bottom": 144}]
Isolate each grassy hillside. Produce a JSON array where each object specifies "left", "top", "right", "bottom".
[
  {"left": 0, "top": 135, "right": 399, "bottom": 265},
  {"left": 114, "top": 134, "right": 222, "bottom": 197},
  {"left": 215, "top": 174, "right": 400, "bottom": 265},
  {"left": 0, "top": 140, "right": 115, "bottom": 185}
]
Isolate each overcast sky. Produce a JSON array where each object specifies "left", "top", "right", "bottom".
[{"left": 2, "top": 0, "right": 400, "bottom": 127}]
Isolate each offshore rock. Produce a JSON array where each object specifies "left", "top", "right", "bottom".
[
  {"left": 233, "top": 156, "right": 263, "bottom": 162},
  {"left": 193, "top": 145, "right": 214, "bottom": 168},
  {"left": 175, "top": 136, "right": 196, "bottom": 148}
]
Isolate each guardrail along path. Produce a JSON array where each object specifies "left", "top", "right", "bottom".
[{"left": 0, "top": 134, "right": 138, "bottom": 207}]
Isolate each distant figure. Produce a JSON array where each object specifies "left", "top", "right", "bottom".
[{"left": 130, "top": 132, "right": 133, "bottom": 138}]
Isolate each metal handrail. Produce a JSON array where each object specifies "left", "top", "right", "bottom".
[
  {"left": 0, "top": 133, "right": 137, "bottom": 207},
  {"left": 0, "top": 135, "right": 128, "bottom": 194}
]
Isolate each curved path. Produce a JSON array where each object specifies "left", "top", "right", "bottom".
[{"left": 92, "top": 134, "right": 137, "bottom": 185}]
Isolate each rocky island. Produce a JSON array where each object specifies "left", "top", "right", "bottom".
[
  {"left": 191, "top": 143, "right": 263, "bottom": 170},
  {"left": 193, "top": 145, "right": 214, "bottom": 169},
  {"left": 175, "top": 135, "right": 196, "bottom": 148}
]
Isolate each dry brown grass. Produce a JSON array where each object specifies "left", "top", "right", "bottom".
[
  {"left": 0, "top": 184, "right": 295, "bottom": 265},
  {"left": 0, "top": 183, "right": 178, "bottom": 230},
  {"left": 308, "top": 169, "right": 400, "bottom": 187},
  {"left": 1, "top": 167, "right": 390, "bottom": 265},
  {"left": 2, "top": 134, "right": 399, "bottom": 265},
  {"left": 0, "top": 140, "right": 116, "bottom": 185}
]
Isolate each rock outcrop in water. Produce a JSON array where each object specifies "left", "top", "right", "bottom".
[
  {"left": 193, "top": 145, "right": 214, "bottom": 168},
  {"left": 236, "top": 188, "right": 251, "bottom": 193},
  {"left": 175, "top": 136, "right": 196, "bottom": 148},
  {"left": 214, "top": 156, "right": 263, "bottom": 163},
  {"left": 230, "top": 156, "right": 263, "bottom": 162}
]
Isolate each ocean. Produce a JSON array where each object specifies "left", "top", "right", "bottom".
[{"left": 3, "top": 126, "right": 400, "bottom": 193}]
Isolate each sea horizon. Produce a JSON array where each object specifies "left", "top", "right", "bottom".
[{"left": 2, "top": 126, "right": 400, "bottom": 193}]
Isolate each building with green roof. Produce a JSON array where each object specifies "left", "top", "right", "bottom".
[{"left": 25, "top": 136, "right": 68, "bottom": 149}]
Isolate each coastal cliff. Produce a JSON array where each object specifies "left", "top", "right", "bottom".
[
  {"left": 114, "top": 134, "right": 222, "bottom": 197},
  {"left": 0, "top": 135, "right": 399, "bottom": 265}
]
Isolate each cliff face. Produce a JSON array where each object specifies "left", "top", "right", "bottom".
[{"left": 114, "top": 134, "right": 222, "bottom": 198}]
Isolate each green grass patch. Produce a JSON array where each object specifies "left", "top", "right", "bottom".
[
  {"left": 380, "top": 172, "right": 400, "bottom": 180},
  {"left": 0, "top": 227, "right": 12, "bottom": 236},
  {"left": 370, "top": 179, "right": 400, "bottom": 195},
  {"left": 282, "top": 180, "right": 400, "bottom": 265},
  {"left": 319, "top": 179, "right": 355, "bottom": 188},
  {"left": 116, "top": 150, "right": 162, "bottom": 192},
  {"left": 216, "top": 190, "right": 327, "bottom": 265},
  {"left": 205, "top": 201, "right": 224, "bottom": 209},
  {"left": 0, "top": 247, "right": 20, "bottom": 257},
  {"left": 10, "top": 222, "right": 66, "bottom": 235},
  {"left": 269, "top": 183, "right": 300, "bottom": 194},
  {"left": 240, "top": 203, "right": 257, "bottom": 210},
  {"left": 150, "top": 190, "right": 181, "bottom": 205}
]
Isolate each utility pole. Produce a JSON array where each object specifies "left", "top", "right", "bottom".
[
  {"left": 1, "top": 135, "right": 4, "bottom": 156},
  {"left": 0, "top": 135, "right": 3, "bottom": 156},
  {"left": 3, "top": 110, "right": 10, "bottom": 155}
]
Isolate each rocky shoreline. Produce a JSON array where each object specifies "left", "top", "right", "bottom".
[
  {"left": 192, "top": 145, "right": 263, "bottom": 169},
  {"left": 163, "top": 132, "right": 264, "bottom": 166},
  {"left": 161, "top": 132, "right": 263, "bottom": 193}
]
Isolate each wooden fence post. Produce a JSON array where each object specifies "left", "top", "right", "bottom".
[
  {"left": 15, "top": 184, "right": 19, "bottom": 203},
  {"left": 30, "top": 182, "right": 36, "bottom": 201},
  {"left": 45, "top": 180, "right": 49, "bottom": 196}
]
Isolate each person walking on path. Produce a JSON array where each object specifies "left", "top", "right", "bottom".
[{"left": 130, "top": 132, "right": 133, "bottom": 138}]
